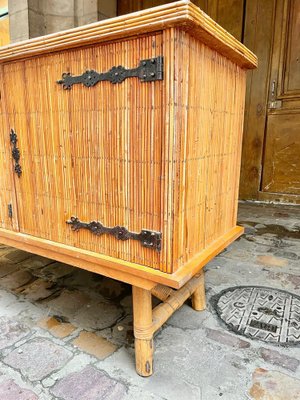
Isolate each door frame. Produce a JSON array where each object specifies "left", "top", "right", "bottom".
[
  {"left": 258, "top": 0, "right": 300, "bottom": 204},
  {"left": 240, "top": 0, "right": 300, "bottom": 204}
]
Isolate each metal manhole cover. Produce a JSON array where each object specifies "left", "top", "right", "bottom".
[{"left": 212, "top": 286, "right": 300, "bottom": 346}]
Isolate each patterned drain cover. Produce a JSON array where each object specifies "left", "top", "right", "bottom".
[{"left": 212, "top": 286, "right": 300, "bottom": 346}]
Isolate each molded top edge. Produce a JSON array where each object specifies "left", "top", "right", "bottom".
[{"left": 0, "top": 0, "right": 257, "bottom": 69}]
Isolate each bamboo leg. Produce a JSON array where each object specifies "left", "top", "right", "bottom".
[
  {"left": 132, "top": 286, "right": 154, "bottom": 377},
  {"left": 191, "top": 271, "right": 206, "bottom": 311}
]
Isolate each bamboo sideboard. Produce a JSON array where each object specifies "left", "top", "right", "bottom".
[{"left": 0, "top": 1, "right": 257, "bottom": 376}]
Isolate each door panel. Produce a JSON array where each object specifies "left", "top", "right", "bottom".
[
  {"left": 3, "top": 60, "right": 55, "bottom": 238},
  {"left": 283, "top": 0, "right": 300, "bottom": 95},
  {"left": 262, "top": 114, "right": 300, "bottom": 194},
  {"left": 2, "top": 33, "right": 165, "bottom": 269},
  {"left": 262, "top": 0, "right": 300, "bottom": 198}
]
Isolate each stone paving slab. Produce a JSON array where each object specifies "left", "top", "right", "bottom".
[
  {"left": 259, "top": 347, "right": 300, "bottom": 372},
  {"left": 249, "top": 368, "right": 300, "bottom": 400},
  {"left": 0, "top": 270, "right": 34, "bottom": 290},
  {"left": 0, "top": 317, "right": 30, "bottom": 350},
  {"left": 51, "top": 365, "right": 126, "bottom": 400},
  {"left": 20, "top": 279, "right": 59, "bottom": 301},
  {"left": 38, "top": 316, "right": 77, "bottom": 338},
  {"left": 4, "top": 250, "right": 32, "bottom": 264},
  {"left": 143, "top": 373, "right": 201, "bottom": 400},
  {"left": 0, "top": 379, "right": 38, "bottom": 400},
  {"left": 4, "top": 337, "right": 73, "bottom": 381},
  {"left": 206, "top": 327, "right": 251, "bottom": 349},
  {"left": 73, "top": 300, "right": 123, "bottom": 330},
  {"left": 72, "top": 331, "right": 117, "bottom": 359},
  {"left": 38, "top": 262, "right": 75, "bottom": 280},
  {"left": 0, "top": 262, "right": 19, "bottom": 278},
  {"left": 46, "top": 289, "right": 90, "bottom": 318}
]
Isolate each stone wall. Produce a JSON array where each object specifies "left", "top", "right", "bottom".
[{"left": 8, "top": 0, "right": 117, "bottom": 43}]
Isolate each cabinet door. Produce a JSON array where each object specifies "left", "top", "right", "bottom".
[
  {"left": 2, "top": 33, "right": 167, "bottom": 270},
  {"left": 0, "top": 66, "right": 18, "bottom": 231},
  {"left": 2, "top": 60, "right": 64, "bottom": 239}
]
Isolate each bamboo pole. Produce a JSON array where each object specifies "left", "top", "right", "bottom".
[
  {"left": 191, "top": 270, "right": 206, "bottom": 311},
  {"left": 151, "top": 284, "right": 174, "bottom": 302},
  {"left": 132, "top": 286, "right": 154, "bottom": 377},
  {"left": 151, "top": 272, "right": 205, "bottom": 333}
]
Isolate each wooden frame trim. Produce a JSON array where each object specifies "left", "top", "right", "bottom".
[
  {"left": 277, "top": 0, "right": 295, "bottom": 99},
  {"left": 0, "top": 1, "right": 257, "bottom": 68},
  {"left": 239, "top": 0, "right": 276, "bottom": 200},
  {"left": 0, "top": 225, "right": 243, "bottom": 289},
  {"left": 258, "top": 191, "right": 300, "bottom": 205}
]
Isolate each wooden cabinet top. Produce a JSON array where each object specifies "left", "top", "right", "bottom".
[{"left": 0, "top": 0, "right": 257, "bottom": 69}]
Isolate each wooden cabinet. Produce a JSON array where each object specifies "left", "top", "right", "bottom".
[{"left": 0, "top": 1, "right": 256, "bottom": 376}]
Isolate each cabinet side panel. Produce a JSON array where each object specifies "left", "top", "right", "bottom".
[{"left": 173, "top": 30, "right": 247, "bottom": 270}]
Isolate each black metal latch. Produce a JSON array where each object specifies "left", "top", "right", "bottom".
[
  {"left": 9, "top": 129, "right": 22, "bottom": 177},
  {"left": 57, "top": 56, "right": 163, "bottom": 89},
  {"left": 8, "top": 204, "right": 12, "bottom": 219},
  {"left": 66, "top": 216, "right": 162, "bottom": 252}
]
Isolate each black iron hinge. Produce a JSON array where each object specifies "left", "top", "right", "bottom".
[
  {"left": 57, "top": 56, "right": 163, "bottom": 90},
  {"left": 66, "top": 216, "right": 162, "bottom": 252}
]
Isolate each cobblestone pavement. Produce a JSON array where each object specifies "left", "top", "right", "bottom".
[{"left": 0, "top": 202, "right": 299, "bottom": 400}]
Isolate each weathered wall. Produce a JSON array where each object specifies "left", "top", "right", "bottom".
[
  {"left": 8, "top": 0, "right": 117, "bottom": 42},
  {"left": 117, "top": 0, "right": 244, "bottom": 40}
]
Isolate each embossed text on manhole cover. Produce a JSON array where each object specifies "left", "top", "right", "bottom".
[{"left": 212, "top": 286, "right": 300, "bottom": 346}]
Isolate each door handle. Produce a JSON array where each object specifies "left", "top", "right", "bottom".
[{"left": 268, "top": 79, "right": 282, "bottom": 110}]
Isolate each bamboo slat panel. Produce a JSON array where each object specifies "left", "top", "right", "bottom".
[
  {"left": 171, "top": 29, "right": 247, "bottom": 270},
  {"left": 2, "top": 33, "right": 170, "bottom": 271}
]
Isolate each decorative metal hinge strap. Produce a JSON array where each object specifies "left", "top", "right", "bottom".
[
  {"left": 57, "top": 56, "right": 163, "bottom": 89},
  {"left": 67, "top": 216, "right": 162, "bottom": 252},
  {"left": 9, "top": 129, "right": 22, "bottom": 177}
]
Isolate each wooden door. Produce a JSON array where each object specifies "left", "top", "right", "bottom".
[{"left": 261, "top": 0, "right": 300, "bottom": 202}]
